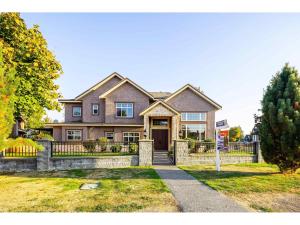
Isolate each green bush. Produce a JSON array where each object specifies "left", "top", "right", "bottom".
[
  {"left": 98, "top": 137, "right": 108, "bottom": 151},
  {"left": 5, "top": 138, "right": 43, "bottom": 151},
  {"left": 111, "top": 144, "right": 122, "bottom": 153},
  {"left": 34, "top": 132, "right": 54, "bottom": 141},
  {"left": 83, "top": 141, "right": 97, "bottom": 152},
  {"left": 129, "top": 143, "right": 138, "bottom": 154}
]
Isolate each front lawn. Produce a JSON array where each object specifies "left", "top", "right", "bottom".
[
  {"left": 180, "top": 163, "right": 300, "bottom": 212},
  {"left": 0, "top": 167, "right": 178, "bottom": 212}
]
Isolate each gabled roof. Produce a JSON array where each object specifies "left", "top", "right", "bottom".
[
  {"left": 139, "top": 100, "right": 180, "bottom": 116},
  {"left": 149, "top": 92, "right": 172, "bottom": 99},
  {"left": 75, "top": 72, "right": 124, "bottom": 100},
  {"left": 164, "top": 84, "right": 222, "bottom": 109},
  {"left": 58, "top": 99, "right": 82, "bottom": 103},
  {"left": 99, "top": 78, "right": 155, "bottom": 100}
]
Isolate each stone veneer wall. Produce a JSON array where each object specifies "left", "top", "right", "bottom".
[
  {"left": 138, "top": 139, "right": 153, "bottom": 166},
  {"left": 0, "top": 158, "right": 37, "bottom": 172},
  {"left": 49, "top": 155, "right": 138, "bottom": 170}
]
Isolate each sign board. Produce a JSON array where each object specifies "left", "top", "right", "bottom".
[
  {"left": 215, "top": 119, "right": 230, "bottom": 172},
  {"left": 216, "top": 120, "right": 229, "bottom": 130}
]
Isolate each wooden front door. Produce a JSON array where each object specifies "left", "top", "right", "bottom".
[{"left": 152, "top": 129, "right": 168, "bottom": 150}]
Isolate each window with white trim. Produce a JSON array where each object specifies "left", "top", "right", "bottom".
[
  {"left": 92, "top": 104, "right": 99, "bottom": 115},
  {"left": 123, "top": 132, "right": 140, "bottom": 143},
  {"left": 72, "top": 106, "right": 82, "bottom": 117},
  {"left": 105, "top": 132, "right": 114, "bottom": 141},
  {"left": 181, "top": 112, "right": 206, "bottom": 121},
  {"left": 181, "top": 124, "right": 206, "bottom": 141},
  {"left": 116, "top": 103, "right": 133, "bottom": 118},
  {"left": 66, "top": 130, "right": 82, "bottom": 141}
]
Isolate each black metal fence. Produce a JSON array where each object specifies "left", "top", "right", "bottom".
[
  {"left": 1, "top": 146, "right": 37, "bottom": 158},
  {"left": 188, "top": 141, "right": 256, "bottom": 156},
  {"left": 51, "top": 141, "right": 139, "bottom": 157}
]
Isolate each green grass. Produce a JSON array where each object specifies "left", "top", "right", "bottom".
[
  {"left": 179, "top": 163, "right": 300, "bottom": 212},
  {"left": 0, "top": 167, "right": 178, "bottom": 212}
]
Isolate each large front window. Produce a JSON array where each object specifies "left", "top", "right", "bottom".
[
  {"left": 116, "top": 103, "right": 133, "bottom": 118},
  {"left": 181, "top": 112, "right": 206, "bottom": 121},
  {"left": 67, "top": 130, "right": 82, "bottom": 141},
  {"left": 123, "top": 132, "right": 140, "bottom": 143},
  {"left": 181, "top": 124, "right": 206, "bottom": 141}
]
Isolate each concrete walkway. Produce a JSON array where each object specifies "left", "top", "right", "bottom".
[{"left": 154, "top": 165, "right": 248, "bottom": 212}]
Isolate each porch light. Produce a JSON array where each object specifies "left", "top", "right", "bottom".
[{"left": 179, "top": 129, "right": 183, "bottom": 138}]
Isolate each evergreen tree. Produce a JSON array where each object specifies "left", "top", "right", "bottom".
[{"left": 260, "top": 64, "right": 300, "bottom": 173}]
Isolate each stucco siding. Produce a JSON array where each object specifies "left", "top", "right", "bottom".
[
  {"left": 105, "top": 82, "right": 150, "bottom": 124},
  {"left": 52, "top": 126, "right": 143, "bottom": 142},
  {"left": 53, "top": 127, "right": 62, "bottom": 141},
  {"left": 81, "top": 76, "right": 122, "bottom": 123},
  {"left": 64, "top": 103, "right": 82, "bottom": 122},
  {"left": 167, "top": 88, "right": 217, "bottom": 140}
]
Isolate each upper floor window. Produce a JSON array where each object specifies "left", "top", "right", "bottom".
[
  {"left": 92, "top": 104, "right": 99, "bottom": 115},
  {"left": 116, "top": 103, "right": 133, "bottom": 118},
  {"left": 181, "top": 112, "right": 206, "bottom": 121},
  {"left": 67, "top": 130, "right": 82, "bottom": 141},
  {"left": 72, "top": 106, "right": 82, "bottom": 117}
]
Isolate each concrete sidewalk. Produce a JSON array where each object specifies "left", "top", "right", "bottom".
[{"left": 154, "top": 165, "right": 248, "bottom": 212}]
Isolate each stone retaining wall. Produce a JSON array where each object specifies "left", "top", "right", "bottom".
[
  {"left": 49, "top": 155, "right": 138, "bottom": 170},
  {"left": 0, "top": 158, "right": 37, "bottom": 172},
  {"left": 176, "top": 155, "right": 257, "bottom": 165}
]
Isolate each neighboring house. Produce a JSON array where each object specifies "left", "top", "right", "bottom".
[{"left": 46, "top": 72, "right": 222, "bottom": 150}]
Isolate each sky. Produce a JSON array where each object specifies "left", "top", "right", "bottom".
[{"left": 21, "top": 13, "right": 300, "bottom": 134}]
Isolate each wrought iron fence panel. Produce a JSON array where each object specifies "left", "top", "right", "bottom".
[{"left": 51, "top": 141, "right": 139, "bottom": 157}]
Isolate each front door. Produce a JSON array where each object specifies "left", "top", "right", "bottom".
[{"left": 152, "top": 129, "right": 168, "bottom": 150}]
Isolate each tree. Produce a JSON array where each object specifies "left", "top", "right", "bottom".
[
  {"left": 0, "top": 13, "right": 62, "bottom": 128},
  {"left": 260, "top": 64, "right": 300, "bottom": 173},
  {"left": 0, "top": 41, "right": 16, "bottom": 150},
  {"left": 229, "top": 126, "right": 244, "bottom": 142}
]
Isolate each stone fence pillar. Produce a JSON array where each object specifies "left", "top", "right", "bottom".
[
  {"left": 256, "top": 141, "right": 264, "bottom": 163},
  {"left": 37, "top": 140, "right": 52, "bottom": 171},
  {"left": 138, "top": 139, "right": 153, "bottom": 166},
  {"left": 174, "top": 140, "right": 189, "bottom": 165}
]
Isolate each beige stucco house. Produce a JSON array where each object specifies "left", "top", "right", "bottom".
[{"left": 46, "top": 72, "right": 222, "bottom": 151}]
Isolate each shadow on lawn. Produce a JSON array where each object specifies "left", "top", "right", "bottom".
[
  {"left": 0, "top": 167, "right": 163, "bottom": 180},
  {"left": 183, "top": 169, "right": 280, "bottom": 180},
  {"left": 0, "top": 167, "right": 281, "bottom": 181}
]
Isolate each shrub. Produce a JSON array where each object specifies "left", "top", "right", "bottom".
[
  {"left": 5, "top": 138, "right": 43, "bottom": 151},
  {"left": 111, "top": 144, "right": 122, "bottom": 153},
  {"left": 129, "top": 143, "right": 138, "bottom": 154},
  {"left": 34, "top": 132, "right": 54, "bottom": 141},
  {"left": 185, "top": 138, "right": 196, "bottom": 153},
  {"left": 83, "top": 141, "right": 97, "bottom": 152},
  {"left": 98, "top": 137, "right": 108, "bottom": 151}
]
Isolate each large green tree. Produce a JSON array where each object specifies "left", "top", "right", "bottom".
[
  {"left": 260, "top": 64, "right": 300, "bottom": 173},
  {"left": 229, "top": 126, "right": 244, "bottom": 142},
  {"left": 0, "top": 41, "right": 16, "bottom": 149},
  {"left": 0, "top": 13, "right": 62, "bottom": 128}
]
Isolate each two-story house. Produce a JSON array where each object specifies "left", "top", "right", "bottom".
[{"left": 47, "top": 72, "right": 222, "bottom": 151}]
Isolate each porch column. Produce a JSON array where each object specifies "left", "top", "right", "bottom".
[
  {"left": 144, "top": 115, "right": 150, "bottom": 139},
  {"left": 172, "top": 115, "right": 179, "bottom": 140}
]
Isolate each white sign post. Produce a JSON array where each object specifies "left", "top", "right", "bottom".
[{"left": 215, "top": 120, "right": 229, "bottom": 172}]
